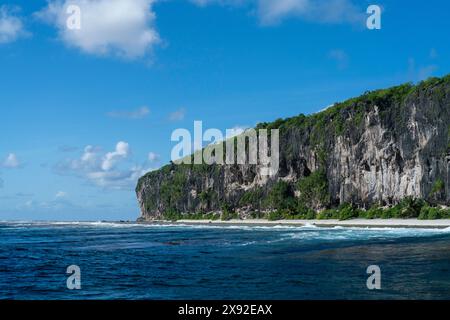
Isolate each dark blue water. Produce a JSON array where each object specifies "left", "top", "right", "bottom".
[{"left": 0, "top": 221, "right": 449, "bottom": 300}]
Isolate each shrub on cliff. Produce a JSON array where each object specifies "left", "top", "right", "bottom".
[
  {"left": 362, "top": 206, "right": 383, "bottom": 219},
  {"left": 220, "top": 203, "right": 232, "bottom": 221},
  {"left": 296, "top": 202, "right": 317, "bottom": 219},
  {"left": 430, "top": 179, "right": 445, "bottom": 197},
  {"left": 316, "top": 204, "right": 361, "bottom": 220},
  {"left": 163, "top": 209, "right": 183, "bottom": 221},
  {"left": 418, "top": 205, "right": 450, "bottom": 220},
  {"left": 419, "top": 205, "right": 441, "bottom": 220},
  {"left": 239, "top": 188, "right": 264, "bottom": 208},
  {"left": 267, "top": 210, "right": 283, "bottom": 221},
  {"left": 338, "top": 204, "right": 361, "bottom": 221},
  {"left": 317, "top": 209, "right": 339, "bottom": 220},
  {"left": 396, "top": 197, "right": 426, "bottom": 218},
  {"left": 264, "top": 181, "right": 296, "bottom": 212},
  {"left": 297, "top": 170, "right": 331, "bottom": 210}
]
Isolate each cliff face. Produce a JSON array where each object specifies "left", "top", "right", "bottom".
[{"left": 136, "top": 76, "right": 450, "bottom": 220}]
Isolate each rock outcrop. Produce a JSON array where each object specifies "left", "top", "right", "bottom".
[{"left": 136, "top": 76, "right": 450, "bottom": 220}]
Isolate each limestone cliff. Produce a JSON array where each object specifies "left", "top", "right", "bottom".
[{"left": 136, "top": 76, "right": 450, "bottom": 220}]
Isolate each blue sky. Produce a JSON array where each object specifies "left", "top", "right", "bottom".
[{"left": 1, "top": 0, "right": 449, "bottom": 221}]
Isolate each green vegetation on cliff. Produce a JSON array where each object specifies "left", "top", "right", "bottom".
[
  {"left": 297, "top": 170, "right": 330, "bottom": 210},
  {"left": 158, "top": 197, "right": 450, "bottom": 222}
]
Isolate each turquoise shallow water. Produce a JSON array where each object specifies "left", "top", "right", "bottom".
[{"left": 0, "top": 221, "right": 449, "bottom": 300}]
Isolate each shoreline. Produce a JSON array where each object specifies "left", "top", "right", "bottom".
[{"left": 147, "top": 218, "right": 450, "bottom": 229}]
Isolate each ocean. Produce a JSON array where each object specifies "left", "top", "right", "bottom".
[{"left": 0, "top": 221, "right": 449, "bottom": 300}]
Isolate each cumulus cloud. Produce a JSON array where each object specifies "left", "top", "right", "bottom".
[
  {"left": 54, "top": 141, "right": 152, "bottom": 189},
  {"left": 256, "top": 0, "right": 309, "bottom": 24},
  {"left": 190, "top": 0, "right": 365, "bottom": 25},
  {"left": 36, "top": 0, "right": 160, "bottom": 59},
  {"left": 319, "top": 103, "right": 336, "bottom": 113},
  {"left": 19, "top": 198, "right": 79, "bottom": 213},
  {"left": 101, "top": 141, "right": 130, "bottom": 171},
  {"left": 261, "top": 0, "right": 364, "bottom": 25},
  {"left": 190, "top": 0, "right": 246, "bottom": 7},
  {"left": 2, "top": 153, "right": 22, "bottom": 168},
  {"left": 107, "top": 106, "right": 150, "bottom": 119},
  {"left": 86, "top": 165, "right": 149, "bottom": 188},
  {"left": 55, "top": 191, "right": 68, "bottom": 199},
  {"left": 227, "top": 125, "right": 249, "bottom": 138},
  {"left": 148, "top": 152, "right": 160, "bottom": 162},
  {"left": 168, "top": 108, "right": 186, "bottom": 121},
  {"left": 0, "top": 6, "right": 28, "bottom": 44}
]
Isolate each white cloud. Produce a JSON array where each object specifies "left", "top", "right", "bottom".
[
  {"left": 148, "top": 152, "right": 160, "bottom": 162},
  {"left": 2, "top": 153, "right": 22, "bottom": 168},
  {"left": 101, "top": 141, "right": 130, "bottom": 171},
  {"left": 190, "top": 0, "right": 365, "bottom": 25},
  {"left": 85, "top": 165, "right": 150, "bottom": 189},
  {"left": 0, "top": 6, "right": 27, "bottom": 44},
  {"left": 80, "top": 145, "right": 99, "bottom": 167},
  {"left": 190, "top": 0, "right": 246, "bottom": 7},
  {"left": 19, "top": 198, "right": 79, "bottom": 212},
  {"left": 318, "top": 103, "right": 336, "bottom": 113},
  {"left": 227, "top": 125, "right": 249, "bottom": 138},
  {"left": 55, "top": 191, "right": 68, "bottom": 199},
  {"left": 54, "top": 141, "right": 152, "bottom": 190},
  {"left": 107, "top": 106, "right": 150, "bottom": 119},
  {"left": 24, "top": 200, "right": 35, "bottom": 209},
  {"left": 168, "top": 108, "right": 186, "bottom": 121},
  {"left": 36, "top": 0, "right": 160, "bottom": 59},
  {"left": 257, "top": 0, "right": 308, "bottom": 24}
]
